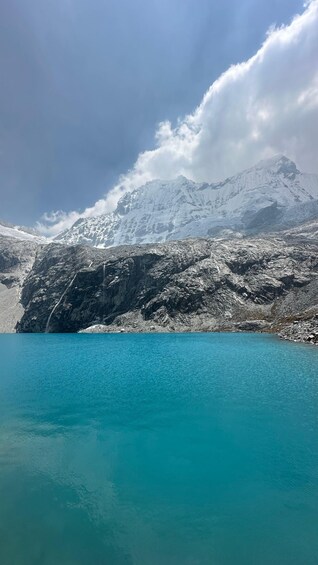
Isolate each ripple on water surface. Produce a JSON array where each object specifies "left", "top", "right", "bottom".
[{"left": 0, "top": 333, "right": 317, "bottom": 565}]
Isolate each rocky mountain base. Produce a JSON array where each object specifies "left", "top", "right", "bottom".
[{"left": 15, "top": 234, "right": 318, "bottom": 344}]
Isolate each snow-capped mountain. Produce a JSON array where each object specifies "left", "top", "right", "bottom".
[
  {"left": 55, "top": 156, "right": 318, "bottom": 247},
  {"left": 0, "top": 220, "right": 46, "bottom": 243}
]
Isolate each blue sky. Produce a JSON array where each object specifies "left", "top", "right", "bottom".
[{"left": 0, "top": 0, "right": 308, "bottom": 226}]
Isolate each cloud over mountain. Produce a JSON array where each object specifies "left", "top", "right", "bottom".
[{"left": 39, "top": 0, "right": 318, "bottom": 236}]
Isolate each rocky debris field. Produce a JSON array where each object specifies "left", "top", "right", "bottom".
[{"left": 276, "top": 313, "right": 318, "bottom": 345}]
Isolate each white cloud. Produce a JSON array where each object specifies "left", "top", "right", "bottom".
[{"left": 38, "top": 0, "right": 318, "bottom": 236}]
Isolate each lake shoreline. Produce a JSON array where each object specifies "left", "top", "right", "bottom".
[
  {"left": 79, "top": 316, "right": 318, "bottom": 346},
  {"left": 4, "top": 310, "right": 317, "bottom": 345}
]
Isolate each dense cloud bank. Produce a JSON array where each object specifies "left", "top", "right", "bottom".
[{"left": 40, "top": 1, "right": 318, "bottom": 236}]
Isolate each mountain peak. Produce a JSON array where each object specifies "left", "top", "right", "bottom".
[
  {"left": 175, "top": 174, "right": 191, "bottom": 182},
  {"left": 255, "top": 154, "right": 299, "bottom": 175},
  {"left": 56, "top": 157, "right": 318, "bottom": 248}
]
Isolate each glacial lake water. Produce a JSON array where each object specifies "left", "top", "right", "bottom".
[{"left": 0, "top": 333, "right": 317, "bottom": 565}]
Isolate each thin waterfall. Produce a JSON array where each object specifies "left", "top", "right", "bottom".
[
  {"left": 45, "top": 273, "right": 77, "bottom": 333},
  {"left": 102, "top": 262, "right": 106, "bottom": 324}
]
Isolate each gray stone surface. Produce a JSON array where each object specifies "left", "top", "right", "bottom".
[
  {"left": 0, "top": 235, "right": 38, "bottom": 332},
  {"left": 277, "top": 314, "right": 318, "bottom": 345},
  {"left": 16, "top": 236, "right": 318, "bottom": 339},
  {"left": 0, "top": 284, "right": 23, "bottom": 333}
]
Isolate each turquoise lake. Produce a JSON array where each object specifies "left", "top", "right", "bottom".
[{"left": 0, "top": 333, "right": 317, "bottom": 564}]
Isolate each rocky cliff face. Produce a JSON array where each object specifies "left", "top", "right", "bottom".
[{"left": 17, "top": 234, "right": 318, "bottom": 335}]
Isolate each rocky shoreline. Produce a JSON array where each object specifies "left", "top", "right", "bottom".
[
  {"left": 276, "top": 315, "right": 318, "bottom": 345},
  {"left": 79, "top": 314, "right": 318, "bottom": 347}
]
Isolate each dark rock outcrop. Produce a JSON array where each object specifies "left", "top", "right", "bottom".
[{"left": 16, "top": 236, "right": 318, "bottom": 335}]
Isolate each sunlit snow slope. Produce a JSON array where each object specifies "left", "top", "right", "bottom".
[{"left": 0, "top": 221, "right": 47, "bottom": 243}]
